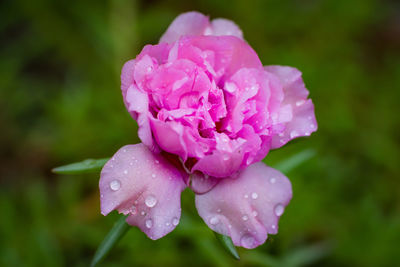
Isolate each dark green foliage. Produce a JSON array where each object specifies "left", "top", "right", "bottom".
[{"left": 1, "top": 0, "right": 399, "bottom": 266}]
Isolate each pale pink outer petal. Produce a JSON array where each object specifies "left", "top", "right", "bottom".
[
  {"left": 195, "top": 162, "right": 292, "bottom": 249},
  {"left": 100, "top": 144, "right": 186, "bottom": 240},
  {"left": 189, "top": 172, "right": 220, "bottom": 194},
  {"left": 208, "top": 18, "right": 243, "bottom": 39},
  {"left": 160, "top": 12, "right": 210, "bottom": 44},
  {"left": 264, "top": 65, "right": 318, "bottom": 149},
  {"left": 125, "top": 85, "right": 155, "bottom": 150},
  {"left": 121, "top": 59, "right": 136, "bottom": 96}
]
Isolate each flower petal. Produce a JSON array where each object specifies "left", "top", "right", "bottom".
[
  {"left": 189, "top": 172, "right": 220, "bottom": 194},
  {"left": 208, "top": 18, "right": 243, "bottom": 39},
  {"left": 125, "top": 85, "right": 154, "bottom": 150},
  {"left": 264, "top": 65, "right": 318, "bottom": 148},
  {"left": 100, "top": 144, "right": 186, "bottom": 240},
  {"left": 160, "top": 11, "right": 210, "bottom": 44},
  {"left": 121, "top": 59, "right": 136, "bottom": 99},
  {"left": 195, "top": 162, "right": 292, "bottom": 249}
]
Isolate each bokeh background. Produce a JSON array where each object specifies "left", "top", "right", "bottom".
[{"left": 1, "top": 0, "right": 400, "bottom": 266}]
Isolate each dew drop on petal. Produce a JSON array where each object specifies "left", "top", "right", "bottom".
[
  {"left": 155, "top": 160, "right": 159, "bottom": 164},
  {"left": 274, "top": 204, "right": 284, "bottom": 216},
  {"left": 217, "top": 208, "right": 221, "bottom": 213},
  {"left": 271, "top": 224, "right": 276, "bottom": 229},
  {"left": 296, "top": 99, "right": 305, "bottom": 107},
  {"left": 252, "top": 211, "right": 258, "bottom": 217},
  {"left": 145, "top": 195, "right": 157, "bottom": 208},
  {"left": 172, "top": 217, "right": 179, "bottom": 226},
  {"left": 240, "top": 234, "right": 255, "bottom": 248},
  {"left": 145, "top": 219, "right": 153, "bottom": 229},
  {"left": 109, "top": 180, "right": 121, "bottom": 191},
  {"left": 141, "top": 211, "right": 146, "bottom": 216},
  {"left": 209, "top": 216, "right": 219, "bottom": 225},
  {"left": 290, "top": 130, "right": 299, "bottom": 138},
  {"left": 242, "top": 215, "right": 249, "bottom": 221},
  {"left": 244, "top": 194, "right": 249, "bottom": 199},
  {"left": 251, "top": 192, "right": 258, "bottom": 199},
  {"left": 123, "top": 170, "right": 128, "bottom": 175},
  {"left": 270, "top": 177, "right": 276, "bottom": 184},
  {"left": 151, "top": 173, "right": 156, "bottom": 178},
  {"left": 166, "top": 222, "right": 170, "bottom": 226},
  {"left": 131, "top": 205, "right": 137, "bottom": 215}
]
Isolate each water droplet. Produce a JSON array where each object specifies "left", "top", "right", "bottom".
[
  {"left": 217, "top": 208, "right": 221, "bottom": 213},
  {"left": 228, "top": 224, "right": 232, "bottom": 228},
  {"left": 290, "top": 130, "right": 299, "bottom": 138},
  {"left": 310, "top": 123, "right": 315, "bottom": 129},
  {"left": 129, "top": 162, "right": 133, "bottom": 166},
  {"left": 109, "top": 180, "right": 121, "bottom": 191},
  {"left": 244, "top": 194, "right": 249, "bottom": 199},
  {"left": 147, "top": 66, "right": 152, "bottom": 73},
  {"left": 123, "top": 170, "right": 128, "bottom": 175},
  {"left": 131, "top": 205, "right": 137, "bottom": 214},
  {"left": 100, "top": 194, "right": 104, "bottom": 198},
  {"left": 251, "top": 192, "right": 258, "bottom": 199},
  {"left": 270, "top": 177, "right": 276, "bottom": 184},
  {"left": 274, "top": 204, "right": 284, "bottom": 216},
  {"left": 166, "top": 222, "right": 170, "bottom": 226},
  {"left": 155, "top": 160, "right": 159, "bottom": 164},
  {"left": 172, "top": 217, "right": 179, "bottom": 226},
  {"left": 209, "top": 216, "right": 219, "bottom": 225},
  {"left": 134, "top": 200, "right": 138, "bottom": 204},
  {"left": 242, "top": 215, "right": 249, "bottom": 221},
  {"left": 252, "top": 211, "right": 258, "bottom": 217},
  {"left": 123, "top": 149, "right": 127, "bottom": 153},
  {"left": 145, "top": 195, "right": 157, "bottom": 208},
  {"left": 223, "top": 155, "right": 229, "bottom": 161},
  {"left": 296, "top": 100, "right": 305, "bottom": 107},
  {"left": 240, "top": 234, "right": 255, "bottom": 248},
  {"left": 271, "top": 224, "right": 276, "bottom": 229},
  {"left": 151, "top": 173, "right": 156, "bottom": 178},
  {"left": 145, "top": 219, "right": 153, "bottom": 228},
  {"left": 141, "top": 211, "right": 146, "bottom": 216}
]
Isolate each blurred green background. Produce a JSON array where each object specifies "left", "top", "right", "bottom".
[{"left": 1, "top": 0, "right": 399, "bottom": 266}]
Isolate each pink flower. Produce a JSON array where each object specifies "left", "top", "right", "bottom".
[{"left": 100, "top": 12, "right": 317, "bottom": 248}]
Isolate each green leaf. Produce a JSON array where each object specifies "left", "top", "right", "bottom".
[
  {"left": 274, "top": 149, "right": 316, "bottom": 173},
  {"left": 214, "top": 232, "right": 240, "bottom": 260},
  {"left": 52, "top": 158, "right": 109, "bottom": 174},
  {"left": 90, "top": 215, "right": 130, "bottom": 267}
]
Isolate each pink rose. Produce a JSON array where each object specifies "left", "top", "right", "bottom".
[{"left": 100, "top": 12, "right": 317, "bottom": 248}]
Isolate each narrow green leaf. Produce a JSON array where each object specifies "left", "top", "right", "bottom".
[
  {"left": 90, "top": 215, "right": 130, "bottom": 267},
  {"left": 274, "top": 149, "right": 316, "bottom": 173},
  {"left": 214, "top": 232, "right": 240, "bottom": 260},
  {"left": 52, "top": 158, "right": 109, "bottom": 174}
]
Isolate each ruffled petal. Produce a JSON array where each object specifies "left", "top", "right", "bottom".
[
  {"left": 160, "top": 11, "right": 210, "bottom": 44},
  {"left": 121, "top": 59, "right": 136, "bottom": 97},
  {"left": 264, "top": 65, "right": 318, "bottom": 148},
  {"left": 208, "top": 18, "right": 243, "bottom": 39},
  {"left": 100, "top": 144, "right": 186, "bottom": 240},
  {"left": 125, "top": 85, "right": 154, "bottom": 150},
  {"left": 195, "top": 162, "right": 292, "bottom": 248},
  {"left": 189, "top": 172, "right": 220, "bottom": 194}
]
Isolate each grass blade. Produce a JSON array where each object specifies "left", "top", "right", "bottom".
[
  {"left": 214, "top": 232, "right": 240, "bottom": 260},
  {"left": 90, "top": 215, "right": 130, "bottom": 267},
  {"left": 274, "top": 149, "right": 316, "bottom": 173},
  {"left": 52, "top": 158, "right": 109, "bottom": 174}
]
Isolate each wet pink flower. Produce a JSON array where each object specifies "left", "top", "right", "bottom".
[{"left": 100, "top": 11, "right": 317, "bottom": 248}]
